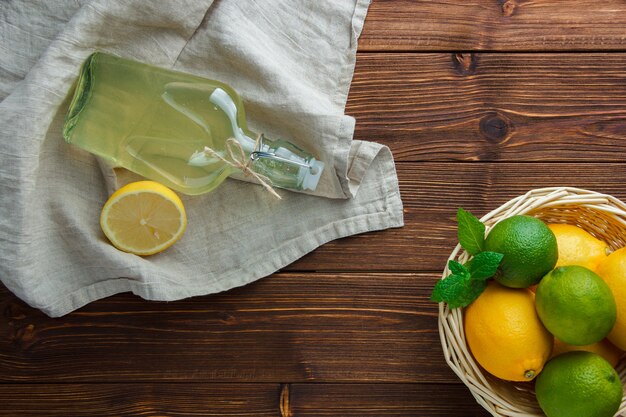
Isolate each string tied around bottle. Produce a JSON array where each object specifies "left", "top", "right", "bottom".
[{"left": 202, "top": 133, "right": 282, "bottom": 199}]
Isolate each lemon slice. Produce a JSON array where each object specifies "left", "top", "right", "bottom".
[{"left": 100, "top": 181, "right": 187, "bottom": 256}]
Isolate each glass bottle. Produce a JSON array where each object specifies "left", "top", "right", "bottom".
[{"left": 63, "top": 52, "right": 324, "bottom": 195}]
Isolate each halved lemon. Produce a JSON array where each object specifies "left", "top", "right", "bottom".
[{"left": 100, "top": 181, "right": 187, "bottom": 256}]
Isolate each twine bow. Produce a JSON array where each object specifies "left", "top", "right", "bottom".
[{"left": 202, "top": 133, "right": 282, "bottom": 199}]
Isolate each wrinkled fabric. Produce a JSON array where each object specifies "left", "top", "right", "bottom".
[{"left": 0, "top": 0, "right": 403, "bottom": 317}]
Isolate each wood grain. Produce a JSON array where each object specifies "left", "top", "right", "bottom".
[
  {"left": 0, "top": 382, "right": 488, "bottom": 417},
  {"left": 292, "top": 162, "right": 626, "bottom": 271},
  {"left": 349, "top": 53, "right": 626, "bottom": 162},
  {"left": 0, "top": 272, "right": 451, "bottom": 383},
  {"left": 0, "top": 383, "right": 280, "bottom": 416},
  {"left": 289, "top": 383, "right": 491, "bottom": 417},
  {"left": 361, "top": 0, "right": 626, "bottom": 51}
]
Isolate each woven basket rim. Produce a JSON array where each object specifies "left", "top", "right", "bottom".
[{"left": 438, "top": 187, "right": 626, "bottom": 417}]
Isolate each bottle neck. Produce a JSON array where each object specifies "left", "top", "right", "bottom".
[
  {"left": 230, "top": 131, "right": 324, "bottom": 192},
  {"left": 208, "top": 87, "right": 323, "bottom": 192}
]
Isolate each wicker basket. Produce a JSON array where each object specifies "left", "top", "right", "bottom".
[{"left": 439, "top": 187, "right": 626, "bottom": 417}]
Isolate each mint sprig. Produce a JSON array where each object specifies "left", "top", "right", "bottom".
[
  {"left": 431, "top": 261, "right": 483, "bottom": 309},
  {"left": 431, "top": 208, "right": 503, "bottom": 308}
]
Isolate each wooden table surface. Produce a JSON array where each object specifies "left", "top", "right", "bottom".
[{"left": 3, "top": 1, "right": 626, "bottom": 415}]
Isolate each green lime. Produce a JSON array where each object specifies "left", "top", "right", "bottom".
[
  {"left": 484, "top": 215, "right": 557, "bottom": 288},
  {"left": 536, "top": 265, "right": 616, "bottom": 345},
  {"left": 535, "top": 351, "right": 623, "bottom": 417}
]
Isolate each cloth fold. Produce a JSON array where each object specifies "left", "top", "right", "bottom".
[{"left": 0, "top": 0, "right": 403, "bottom": 317}]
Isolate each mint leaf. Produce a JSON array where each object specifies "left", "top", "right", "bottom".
[
  {"left": 431, "top": 271, "right": 487, "bottom": 309},
  {"left": 455, "top": 279, "right": 488, "bottom": 308},
  {"left": 431, "top": 272, "right": 469, "bottom": 306},
  {"left": 448, "top": 260, "right": 468, "bottom": 276},
  {"left": 457, "top": 208, "right": 485, "bottom": 256},
  {"left": 433, "top": 252, "right": 500, "bottom": 308},
  {"left": 466, "top": 251, "right": 504, "bottom": 281}
]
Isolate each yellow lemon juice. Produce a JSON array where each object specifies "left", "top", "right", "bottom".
[{"left": 63, "top": 52, "right": 323, "bottom": 195}]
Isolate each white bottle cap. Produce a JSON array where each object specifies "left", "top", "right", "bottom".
[{"left": 301, "top": 159, "right": 324, "bottom": 191}]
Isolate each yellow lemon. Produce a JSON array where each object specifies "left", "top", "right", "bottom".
[
  {"left": 100, "top": 181, "right": 187, "bottom": 256},
  {"left": 552, "top": 338, "right": 623, "bottom": 368},
  {"left": 596, "top": 247, "right": 626, "bottom": 350},
  {"left": 548, "top": 224, "right": 610, "bottom": 271},
  {"left": 464, "top": 282, "right": 553, "bottom": 381}
]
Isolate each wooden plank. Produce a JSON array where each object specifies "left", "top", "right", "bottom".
[
  {"left": 290, "top": 162, "right": 626, "bottom": 271},
  {"left": 289, "top": 383, "right": 491, "bottom": 417},
  {"left": 361, "top": 0, "right": 626, "bottom": 51},
  {"left": 0, "top": 271, "right": 452, "bottom": 383},
  {"left": 0, "top": 383, "right": 280, "bottom": 416},
  {"left": 348, "top": 53, "right": 626, "bottom": 162},
  {"left": 0, "top": 382, "right": 490, "bottom": 417}
]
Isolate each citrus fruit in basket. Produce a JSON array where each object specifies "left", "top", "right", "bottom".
[
  {"left": 596, "top": 247, "right": 626, "bottom": 350},
  {"left": 551, "top": 338, "right": 622, "bottom": 367},
  {"left": 535, "top": 351, "right": 623, "bottom": 417},
  {"left": 484, "top": 215, "right": 557, "bottom": 288},
  {"left": 548, "top": 223, "right": 609, "bottom": 270},
  {"left": 464, "top": 281, "right": 553, "bottom": 382},
  {"left": 100, "top": 181, "right": 187, "bottom": 256},
  {"left": 535, "top": 266, "right": 616, "bottom": 346}
]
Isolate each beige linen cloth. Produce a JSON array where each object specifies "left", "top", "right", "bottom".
[{"left": 0, "top": 0, "right": 403, "bottom": 317}]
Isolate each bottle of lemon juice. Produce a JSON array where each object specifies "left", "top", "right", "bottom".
[{"left": 63, "top": 52, "right": 324, "bottom": 195}]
